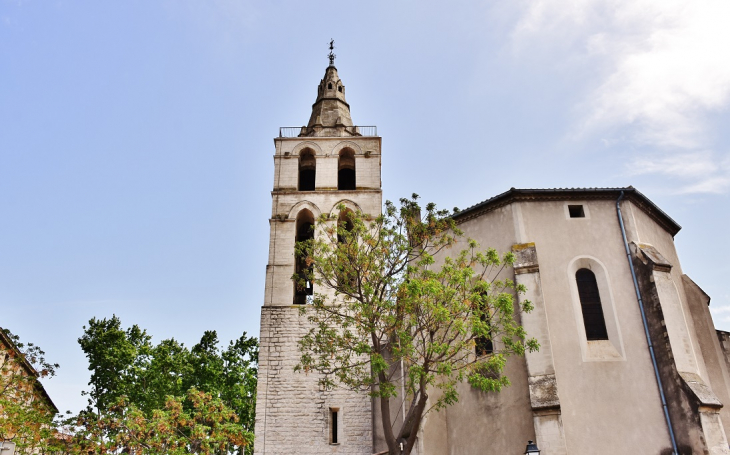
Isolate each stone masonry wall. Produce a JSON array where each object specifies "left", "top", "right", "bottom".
[{"left": 254, "top": 306, "right": 372, "bottom": 455}]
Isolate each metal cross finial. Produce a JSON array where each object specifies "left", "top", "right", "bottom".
[{"left": 328, "top": 39, "right": 336, "bottom": 66}]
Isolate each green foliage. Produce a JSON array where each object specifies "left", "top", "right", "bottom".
[
  {"left": 73, "top": 388, "right": 252, "bottom": 455},
  {"left": 0, "top": 328, "right": 69, "bottom": 453},
  {"left": 294, "top": 196, "right": 538, "bottom": 455},
  {"left": 78, "top": 317, "right": 153, "bottom": 413},
  {"left": 76, "top": 316, "right": 258, "bottom": 454}
]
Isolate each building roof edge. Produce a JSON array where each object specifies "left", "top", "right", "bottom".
[
  {"left": 0, "top": 327, "right": 60, "bottom": 414},
  {"left": 451, "top": 187, "right": 682, "bottom": 237}
]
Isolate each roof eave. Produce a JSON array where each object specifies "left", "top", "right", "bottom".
[{"left": 452, "top": 187, "right": 681, "bottom": 237}]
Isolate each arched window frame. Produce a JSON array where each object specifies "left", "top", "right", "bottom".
[
  {"left": 567, "top": 256, "right": 625, "bottom": 361},
  {"left": 328, "top": 200, "right": 362, "bottom": 220}
]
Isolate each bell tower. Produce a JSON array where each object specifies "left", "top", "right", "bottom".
[{"left": 254, "top": 45, "right": 382, "bottom": 454}]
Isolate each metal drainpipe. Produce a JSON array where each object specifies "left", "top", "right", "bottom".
[{"left": 616, "top": 191, "right": 678, "bottom": 455}]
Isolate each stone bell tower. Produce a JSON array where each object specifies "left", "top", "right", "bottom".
[{"left": 253, "top": 46, "right": 382, "bottom": 454}]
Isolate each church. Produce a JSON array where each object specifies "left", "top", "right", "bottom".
[{"left": 253, "top": 53, "right": 730, "bottom": 455}]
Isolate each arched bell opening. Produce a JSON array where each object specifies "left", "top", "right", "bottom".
[
  {"left": 338, "top": 149, "right": 356, "bottom": 191},
  {"left": 336, "top": 208, "right": 356, "bottom": 291},
  {"left": 337, "top": 209, "right": 354, "bottom": 244},
  {"left": 298, "top": 149, "right": 316, "bottom": 191},
  {"left": 294, "top": 209, "right": 315, "bottom": 304}
]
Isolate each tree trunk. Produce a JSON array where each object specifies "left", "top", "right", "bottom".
[
  {"left": 378, "top": 371, "right": 399, "bottom": 455},
  {"left": 402, "top": 388, "right": 427, "bottom": 455}
]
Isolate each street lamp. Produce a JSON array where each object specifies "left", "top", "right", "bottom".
[{"left": 524, "top": 440, "right": 540, "bottom": 454}]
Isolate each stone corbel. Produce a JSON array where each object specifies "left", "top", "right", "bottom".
[
  {"left": 513, "top": 242, "right": 539, "bottom": 275},
  {"left": 680, "top": 372, "right": 723, "bottom": 409},
  {"left": 681, "top": 372, "right": 730, "bottom": 454},
  {"left": 635, "top": 243, "right": 673, "bottom": 273},
  {"left": 528, "top": 374, "right": 560, "bottom": 410}
]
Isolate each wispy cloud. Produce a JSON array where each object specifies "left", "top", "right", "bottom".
[
  {"left": 511, "top": 0, "right": 730, "bottom": 193},
  {"left": 628, "top": 151, "right": 730, "bottom": 194},
  {"left": 711, "top": 304, "right": 730, "bottom": 323},
  {"left": 710, "top": 305, "right": 730, "bottom": 314}
]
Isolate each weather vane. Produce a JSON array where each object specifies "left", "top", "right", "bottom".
[{"left": 328, "top": 39, "right": 336, "bottom": 66}]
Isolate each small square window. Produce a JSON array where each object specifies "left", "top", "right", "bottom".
[{"left": 568, "top": 205, "right": 585, "bottom": 218}]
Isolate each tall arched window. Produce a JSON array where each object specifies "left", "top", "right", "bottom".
[
  {"left": 337, "top": 209, "right": 354, "bottom": 244},
  {"left": 338, "top": 149, "right": 356, "bottom": 191},
  {"left": 475, "top": 313, "right": 493, "bottom": 356},
  {"left": 576, "top": 268, "right": 609, "bottom": 340},
  {"left": 336, "top": 209, "right": 356, "bottom": 291},
  {"left": 294, "top": 210, "right": 314, "bottom": 304},
  {"left": 299, "top": 150, "right": 316, "bottom": 191}
]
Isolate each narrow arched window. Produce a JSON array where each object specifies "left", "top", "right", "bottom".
[
  {"left": 328, "top": 82, "right": 332, "bottom": 89},
  {"left": 294, "top": 210, "right": 315, "bottom": 304},
  {"left": 475, "top": 303, "right": 493, "bottom": 356},
  {"left": 475, "top": 322, "right": 493, "bottom": 356},
  {"left": 299, "top": 150, "right": 316, "bottom": 191},
  {"left": 576, "top": 268, "right": 609, "bottom": 340},
  {"left": 336, "top": 209, "right": 356, "bottom": 290},
  {"left": 338, "top": 149, "right": 356, "bottom": 190},
  {"left": 337, "top": 209, "right": 354, "bottom": 244},
  {"left": 330, "top": 408, "right": 339, "bottom": 444}
]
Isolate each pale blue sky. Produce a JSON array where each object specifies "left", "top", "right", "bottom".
[{"left": 2, "top": 0, "right": 729, "bottom": 414}]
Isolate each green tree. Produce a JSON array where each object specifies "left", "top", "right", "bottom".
[
  {"left": 295, "top": 196, "right": 538, "bottom": 455},
  {"left": 0, "top": 328, "right": 69, "bottom": 454},
  {"left": 76, "top": 317, "right": 258, "bottom": 454},
  {"left": 77, "top": 317, "right": 153, "bottom": 414},
  {"left": 73, "top": 389, "right": 250, "bottom": 455}
]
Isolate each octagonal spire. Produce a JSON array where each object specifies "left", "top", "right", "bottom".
[{"left": 300, "top": 41, "right": 358, "bottom": 137}]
